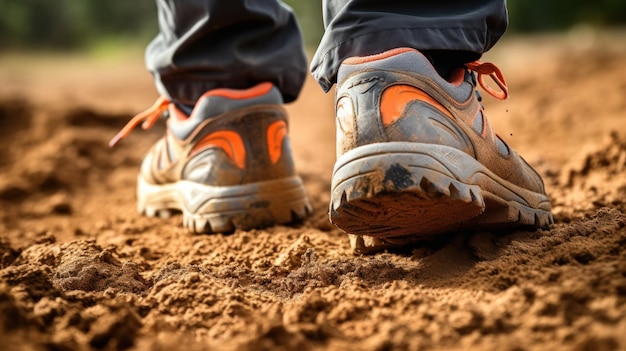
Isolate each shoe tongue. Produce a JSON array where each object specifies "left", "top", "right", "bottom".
[
  {"left": 423, "top": 52, "right": 453, "bottom": 80},
  {"left": 175, "top": 103, "right": 194, "bottom": 116},
  {"left": 422, "top": 50, "right": 481, "bottom": 81},
  {"left": 447, "top": 67, "right": 467, "bottom": 85}
]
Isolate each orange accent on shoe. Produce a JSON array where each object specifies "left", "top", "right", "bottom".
[
  {"left": 343, "top": 48, "right": 414, "bottom": 65},
  {"left": 267, "top": 120, "right": 287, "bottom": 164},
  {"left": 199, "top": 82, "right": 273, "bottom": 100},
  {"left": 466, "top": 61, "right": 508, "bottom": 100},
  {"left": 190, "top": 130, "right": 246, "bottom": 169},
  {"left": 380, "top": 85, "right": 453, "bottom": 126},
  {"left": 109, "top": 96, "right": 169, "bottom": 147}
]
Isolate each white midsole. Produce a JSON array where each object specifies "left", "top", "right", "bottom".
[{"left": 137, "top": 176, "right": 308, "bottom": 215}]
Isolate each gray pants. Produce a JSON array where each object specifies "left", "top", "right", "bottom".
[{"left": 146, "top": 0, "right": 507, "bottom": 105}]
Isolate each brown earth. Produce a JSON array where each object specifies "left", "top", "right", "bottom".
[{"left": 1, "top": 32, "right": 626, "bottom": 351}]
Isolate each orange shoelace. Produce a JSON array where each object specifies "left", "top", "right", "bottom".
[
  {"left": 109, "top": 96, "right": 170, "bottom": 147},
  {"left": 466, "top": 61, "right": 508, "bottom": 100}
]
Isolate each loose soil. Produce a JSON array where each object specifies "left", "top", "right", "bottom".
[{"left": 1, "top": 33, "right": 626, "bottom": 351}]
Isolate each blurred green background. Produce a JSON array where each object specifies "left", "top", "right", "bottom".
[{"left": 0, "top": 0, "right": 624, "bottom": 52}]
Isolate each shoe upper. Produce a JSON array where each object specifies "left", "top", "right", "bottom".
[
  {"left": 112, "top": 83, "right": 298, "bottom": 187},
  {"left": 334, "top": 48, "right": 547, "bottom": 196}
]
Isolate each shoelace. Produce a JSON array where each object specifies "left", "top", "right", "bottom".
[
  {"left": 109, "top": 96, "right": 169, "bottom": 147},
  {"left": 465, "top": 61, "right": 508, "bottom": 100}
]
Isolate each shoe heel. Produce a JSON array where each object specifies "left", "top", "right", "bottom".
[
  {"left": 330, "top": 148, "right": 485, "bottom": 238},
  {"left": 138, "top": 175, "right": 311, "bottom": 234}
]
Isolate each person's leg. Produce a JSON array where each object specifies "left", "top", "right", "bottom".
[
  {"left": 312, "top": 0, "right": 507, "bottom": 91},
  {"left": 147, "top": 0, "right": 308, "bottom": 105},
  {"left": 314, "top": 0, "right": 552, "bottom": 253},
  {"left": 112, "top": 0, "right": 311, "bottom": 233}
]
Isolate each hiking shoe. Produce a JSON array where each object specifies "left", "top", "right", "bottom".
[
  {"left": 110, "top": 82, "right": 311, "bottom": 233},
  {"left": 330, "top": 48, "right": 553, "bottom": 253}
]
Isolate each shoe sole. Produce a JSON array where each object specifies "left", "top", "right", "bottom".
[
  {"left": 330, "top": 142, "right": 553, "bottom": 249},
  {"left": 138, "top": 176, "right": 312, "bottom": 233}
]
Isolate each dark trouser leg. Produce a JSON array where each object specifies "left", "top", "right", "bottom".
[
  {"left": 311, "top": 0, "right": 508, "bottom": 91},
  {"left": 146, "top": 0, "right": 308, "bottom": 105}
]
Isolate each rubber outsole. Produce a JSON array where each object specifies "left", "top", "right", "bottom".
[
  {"left": 138, "top": 176, "right": 312, "bottom": 233},
  {"left": 330, "top": 142, "right": 553, "bottom": 252}
]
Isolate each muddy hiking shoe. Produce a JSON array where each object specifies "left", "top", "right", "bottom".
[
  {"left": 331, "top": 48, "right": 553, "bottom": 253},
  {"left": 110, "top": 82, "right": 311, "bottom": 233}
]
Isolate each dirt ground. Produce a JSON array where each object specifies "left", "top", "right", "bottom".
[{"left": 1, "top": 32, "right": 626, "bottom": 351}]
